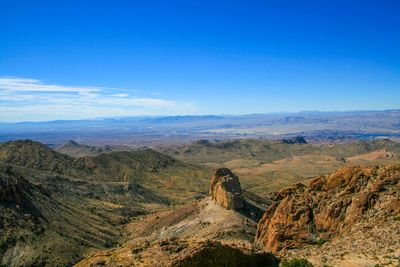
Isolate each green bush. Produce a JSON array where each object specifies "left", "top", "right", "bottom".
[{"left": 280, "top": 258, "right": 314, "bottom": 267}]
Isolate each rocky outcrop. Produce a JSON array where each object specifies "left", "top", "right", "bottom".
[
  {"left": 209, "top": 168, "right": 243, "bottom": 210},
  {"left": 255, "top": 164, "right": 400, "bottom": 253}
]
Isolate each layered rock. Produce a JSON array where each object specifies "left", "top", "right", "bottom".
[
  {"left": 209, "top": 168, "right": 244, "bottom": 210},
  {"left": 255, "top": 164, "right": 400, "bottom": 253}
]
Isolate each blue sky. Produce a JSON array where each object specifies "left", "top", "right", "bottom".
[{"left": 1, "top": 0, "right": 399, "bottom": 122}]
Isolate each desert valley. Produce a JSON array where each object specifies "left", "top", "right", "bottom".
[{"left": 1, "top": 126, "right": 399, "bottom": 266}]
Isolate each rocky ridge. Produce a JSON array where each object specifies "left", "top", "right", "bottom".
[
  {"left": 0, "top": 140, "right": 209, "bottom": 266},
  {"left": 255, "top": 164, "right": 400, "bottom": 266}
]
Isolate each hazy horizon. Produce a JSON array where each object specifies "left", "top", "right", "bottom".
[{"left": 0, "top": 108, "right": 399, "bottom": 124}]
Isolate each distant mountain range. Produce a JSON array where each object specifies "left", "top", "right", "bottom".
[{"left": 0, "top": 110, "right": 399, "bottom": 145}]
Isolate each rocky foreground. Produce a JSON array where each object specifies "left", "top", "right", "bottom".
[
  {"left": 76, "top": 165, "right": 400, "bottom": 266},
  {"left": 256, "top": 164, "right": 400, "bottom": 266},
  {"left": 2, "top": 140, "right": 399, "bottom": 266},
  {"left": 75, "top": 168, "right": 278, "bottom": 266}
]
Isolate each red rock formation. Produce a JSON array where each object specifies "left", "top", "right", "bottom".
[
  {"left": 210, "top": 168, "right": 244, "bottom": 210},
  {"left": 255, "top": 165, "right": 400, "bottom": 253}
]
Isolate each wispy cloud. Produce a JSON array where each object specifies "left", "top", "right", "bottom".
[
  {"left": 0, "top": 77, "right": 100, "bottom": 93},
  {"left": 0, "top": 77, "right": 196, "bottom": 122}
]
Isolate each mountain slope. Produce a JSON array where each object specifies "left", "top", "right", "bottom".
[
  {"left": 0, "top": 140, "right": 211, "bottom": 203},
  {"left": 81, "top": 149, "right": 210, "bottom": 202},
  {"left": 255, "top": 164, "right": 400, "bottom": 266},
  {"left": 163, "top": 139, "right": 400, "bottom": 164},
  {"left": 0, "top": 140, "right": 211, "bottom": 266},
  {"left": 74, "top": 169, "right": 278, "bottom": 267},
  {"left": 162, "top": 139, "right": 400, "bottom": 195},
  {"left": 56, "top": 140, "right": 113, "bottom": 157},
  {"left": 0, "top": 162, "right": 164, "bottom": 266},
  {"left": 0, "top": 140, "right": 87, "bottom": 176}
]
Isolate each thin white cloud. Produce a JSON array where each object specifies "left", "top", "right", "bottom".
[
  {"left": 112, "top": 93, "right": 129, "bottom": 98},
  {"left": 0, "top": 77, "right": 100, "bottom": 93},
  {"left": 0, "top": 77, "right": 197, "bottom": 122}
]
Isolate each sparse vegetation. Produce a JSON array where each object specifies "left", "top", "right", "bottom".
[
  {"left": 0, "top": 140, "right": 210, "bottom": 266},
  {"left": 162, "top": 139, "right": 400, "bottom": 194},
  {"left": 2, "top": 139, "right": 400, "bottom": 266},
  {"left": 316, "top": 239, "right": 327, "bottom": 246}
]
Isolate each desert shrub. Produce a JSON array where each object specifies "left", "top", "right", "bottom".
[
  {"left": 280, "top": 258, "right": 314, "bottom": 267},
  {"left": 316, "top": 238, "right": 327, "bottom": 246}
]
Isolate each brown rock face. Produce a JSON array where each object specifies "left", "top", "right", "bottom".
[
  {"left": 255, "top": 165, "right": 400, "bottom": 253},
  {"left": 210, "top": 168, "right": 244, "bottom": 210}
]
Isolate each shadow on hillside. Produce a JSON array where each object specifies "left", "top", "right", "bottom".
[{"left": 237, "top": 200, "right": 266, "bottom": 222}]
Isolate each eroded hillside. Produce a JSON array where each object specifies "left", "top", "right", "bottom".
[
  {"left": 162, "top": 139, "right": 400, "bottom": 195},
  {"left": 75, "top": 168, "right": 278, "bottom": 267},
  {"left": 0, "top": 140, "right": 210, "bottom": 266},
  {"left": 256, "top": 164, "right": 400, "bottom": 266},
  {"left": 1, "top": 139, "right": 399, "bottom": 266}
]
